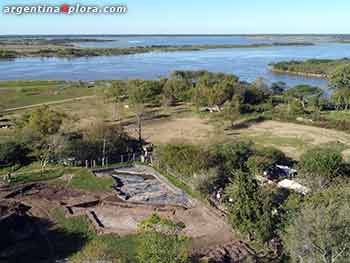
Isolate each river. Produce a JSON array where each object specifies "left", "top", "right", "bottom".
[{"left": 1, "top": 36, "right": 350, "bottom": 88}]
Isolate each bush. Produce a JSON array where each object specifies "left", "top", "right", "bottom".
[
  {"left": 298, "top": 147, "right": 345, "bottom": 189},
  {"left": 247, "top": 147, "right": 289, "bottom": 175},
  {"left": 156, "top": 144, "right": 210, "bottom": 177},
  {"left": 193, "top": 168, "right": 219, "bottom": 197}
]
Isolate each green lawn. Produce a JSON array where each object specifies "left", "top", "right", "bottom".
[
  {"left": 67, "top": 168, "right": 114, "bottom": 192},
  {"left": 9, "top": 169, "right": 65, "bottom": 184}
]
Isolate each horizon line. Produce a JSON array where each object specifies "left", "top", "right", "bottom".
[{"left": 1, "top": 33, "right": 350, "bottom": 37}]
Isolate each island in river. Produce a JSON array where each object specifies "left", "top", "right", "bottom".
[
  {"left": 269, "top": 58, "right": 350, "bottom": 78},
  {"left": 0, "top": 40, "right": 314, "bottom": 59}
]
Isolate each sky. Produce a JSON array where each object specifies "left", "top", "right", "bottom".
[{"left": 0, "top": 0, "right": 349, "bottom": 35}]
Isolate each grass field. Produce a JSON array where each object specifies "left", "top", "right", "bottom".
[
  {"left": 0, "top": 80, "right": 98, "bottom": 110},
  {"left": 322, "top": 110, "right": 350, "bottom": 121}
]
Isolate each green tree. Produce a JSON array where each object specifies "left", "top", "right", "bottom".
[
  {"left": 25, "top": 106, "right": 64, "bottom": 136},
  {"left": 331, "top": 88, "right": 350, "bottom": 110},
  {"left": 0, "top": 141, "right": 28, "bottom": 166},
  {"left": 19, "top": 107, "right": 65, "bottom": 172},
  {"left": 329, "top": 64, "right": 350, "bottom": 90},
  {"left": 225, "top": 170, "right": 274, "bottom": 242},
  {"left": 283, "top": 186, "right": 350, "bottom": 263},
  {"left": 286, "top": 85, "right": 323, "bottom": 110},
  {"left": 287, "top": 98, "right": 304, "bottom": 115},
  {"left": 162, "top": 79, "right": 189, "bottom": 105}
]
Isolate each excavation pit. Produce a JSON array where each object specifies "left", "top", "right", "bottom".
[{"left": 95, "top": 165, "right": 194, "bottom": 208}]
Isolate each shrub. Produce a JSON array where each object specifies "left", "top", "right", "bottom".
[
  {"left": 193, "top": 168, "right": 219, "bottom": 196},
  {"left": 298, "top": 147, "right": 345, "bottom": 189},
  {"left": 137, "top": 214, "right": 189, "bottom": 263},
  {"left": 156, "top": 144, "right": 210, "bottom": 177}
]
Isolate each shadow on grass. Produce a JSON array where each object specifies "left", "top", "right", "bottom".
[
  {"left": 0, "top": 215, "right": 90, "bottom": 263},
  {"left": 229, "top": 116, "right": 267, "bottom": 130}
]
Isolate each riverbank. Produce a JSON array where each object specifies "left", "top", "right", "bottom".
[{"left": 268, "top": 66, "right": 326, "bottom": 78}]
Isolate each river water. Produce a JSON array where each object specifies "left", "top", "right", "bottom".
[{"left": 1, "top": 36, "right": 350, "bottom": 87}]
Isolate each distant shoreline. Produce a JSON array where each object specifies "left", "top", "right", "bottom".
[
  {"left": 268, "top": 66, "right": 326, "bottom": 79},
  {"left": 0, "top": 42, "right": 315, "bottom": 59}
]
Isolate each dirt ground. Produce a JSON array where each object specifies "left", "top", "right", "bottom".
[
  {"left": 1, "top": 178, "right": 235, "bottom": 250},
  {"left": 128, "top": 116, "right": 217, "bottom": 144},
  {"left": 95, "top": 201, "right": 234, "bottom": 249}
]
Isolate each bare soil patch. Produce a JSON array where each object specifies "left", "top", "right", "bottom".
[{"left": 127, "top": 116, "right": 216, "bottom": 144}]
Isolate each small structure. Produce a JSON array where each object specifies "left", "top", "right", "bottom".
[
  {"left": 276, "top": 165, "right": 297, "bottom": 178},
  {"left": 264, "top": 165, "right": 297, "bottom": 179},
  {"left": 277, "top": 179, "right": 310, "bottom": 195}
]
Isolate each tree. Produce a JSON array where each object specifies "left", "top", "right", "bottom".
[
  {"left": 128, "top": 80, "right": 149, "bottom": 144},
  {"left": 19, "top": 107, "right": 65, "bottom": 172},
  {"left": 25, "top": 106, "right": 64, "bottom": 136},
  {"left": 298, "top": 147, "right": 345, "bottom": 190},
  {"left": 223, "top": 96, "right": 241, "bottom": 127},
  {"left": 211, "top": 142, "right": 254, "bottom": 186},
  {"left": 137, "top": 214, "right": 189, "bottom": 263},
  {"left": 162, "top": 79, "right": 188, "bottom": 105},
  {"left": 0, "top": 141, "right": 28, "bottom": 166},
  {"left": 331, "top": 88, "right": 350, "bottom": 110},
  {"left": 288, "top": 98, "right": 304, "bottom": 115},
  {"left": 283, "top": 186, "right": 350, "bottom": 263},
  {"left": 225, "top": 170, "right": 274, "bottom": 242},
  {"left": 286, "top": 85, "right": 323, "bottom": 110},
  {"left": 329, "top": 64, "right": 350, "bottom": 90},
  {"left": 271, "top": 81, "right": 288, "bottom": 95}
]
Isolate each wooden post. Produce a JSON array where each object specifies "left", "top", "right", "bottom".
[{"left": 85, "top": 160, "right": 89, "bottom": 168}]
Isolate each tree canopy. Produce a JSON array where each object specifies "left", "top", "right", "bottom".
[{"left": 283, "top": 186, "right": 350, "bottom": 263}]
